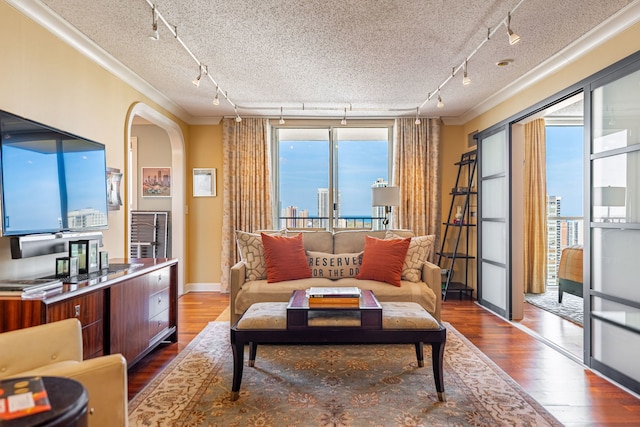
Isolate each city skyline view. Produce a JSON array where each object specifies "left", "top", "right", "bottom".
[{"left": 277, "top": 125, "right": 584, "bottom": 222}]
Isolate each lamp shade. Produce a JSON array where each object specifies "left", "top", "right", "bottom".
[
  {"left": 372, "top": 186, "right": 400, "bottom": 206},
  {"left": 593, "top": 186, "right": 626, "bottom": 207}
]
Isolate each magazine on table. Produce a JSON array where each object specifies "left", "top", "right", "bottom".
[{"left": 306, "top": 287, "right": 361, "bottom": 298}]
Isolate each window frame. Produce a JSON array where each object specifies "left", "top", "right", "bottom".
[{"left": 270, "top": 120, "right": 394, "bottom": 231}]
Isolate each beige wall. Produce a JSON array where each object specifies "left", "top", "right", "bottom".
[
  {"left": 187, "top": 125, "right": 224, "bottom": 286},
  {"left": 0, "top": 2, "right": 191, "bottom": 281},
  {"left": 133, "top": 125, "right": 173, "bottom": 212}
]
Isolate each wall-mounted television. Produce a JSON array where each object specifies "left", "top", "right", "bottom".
[{"left": 0, "top": 110, "right": 109, "bottom": 237}]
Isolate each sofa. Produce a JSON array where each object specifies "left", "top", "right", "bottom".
[
  {"left": 230, "top": 229, "right": 441, "bottom": 325},
  {"left": 558, "top": 245, "right": 583, "bottom": 303},
  {"left": 0, "top": 318, "right": 128, "bottom": 427}
]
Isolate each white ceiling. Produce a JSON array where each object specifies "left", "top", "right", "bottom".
[{"left": 10, "top": 0, "right": 640, "bottom": 124}]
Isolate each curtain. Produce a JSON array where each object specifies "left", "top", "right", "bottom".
[
  {"left": 220, "top": 118, "right": 272, "bottom": 293},
  {"left": 394, "top": 118, "right": 441, "bottom": 261},
  {"left": 524, "top": 118, "right": 547, "bottom": 293}
]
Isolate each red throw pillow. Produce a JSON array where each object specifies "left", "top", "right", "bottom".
[
  {"left": 356, "top": 235, "right": 411, "bottom": 287},
  {"left": 261, "top": 232, "right": 312, "bottom": 283}
]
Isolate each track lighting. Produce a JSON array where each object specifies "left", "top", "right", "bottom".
[
  {"left": 279, "top": 107, "right": 285, "bottom": 125},
  {"left": 506, "top": 12, "right": 520, "bottom": 45},
  {"left": 341, "top": 108, "right": 347, "bottom": 125},
  {"left": 212, "top": 86, "right": 220, "bottom": 105},
  {"left": 192, "top": 65, "right": 203, "bottom": 87},
  {"left": 148, "top": 5, "right": 159, "bottom": 40},
  {"left": 462, "top": 60, "right": 471, "bottom": 86},
  {"left": 234, "top": 107, "right": 242, "bottom": 122},
  {"left": 437, "top": 91, "right": 444, "bottom": 109},
  {"left": 414, "top": 107, "right": 421, "bottom": 125}
]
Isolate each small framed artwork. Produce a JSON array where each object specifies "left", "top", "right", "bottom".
[
  {"left": 106, "top": 167, "right": 123, "bottom": 210},
  {"left": 142, "top": 167, "right": 171, "bottom": 197},
  {"left": 193, "top": 168, "right": 216, "bottom": 197}
]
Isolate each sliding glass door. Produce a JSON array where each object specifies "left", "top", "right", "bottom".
[
  {"left": 587, "top": 63, "right": 640, "bottom": 393},
  {"left": 477, "top": 127, "right": 511, "bottom": 318}
]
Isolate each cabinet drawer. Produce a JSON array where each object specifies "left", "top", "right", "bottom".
[
  {"left": 82, "top": 320, "right": 104, "bottom": 358},
  {"left": 147, "top": 267, "right": 171, "bottom": 295},
  {"left": 48, "top": 291, "right": 104, "bottom": 325},
  {"left": 149, "top": 288, "right": 170, "bottom": 319},
  {"left": 149, "top": 310, "right": 169, "bottom": 341}
]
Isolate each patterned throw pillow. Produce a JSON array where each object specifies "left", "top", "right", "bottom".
[
  {"left": 261, "top": 233, "right": 312, "bottom": 283},
  {"left": 307, "top": 251, "right": 363, "bottom": 279},
  {"left": 356, "top": 236, "right": 411, "bottom": 287},
  {"left": 386, "top": 231, "right": 435, "bottom": 282},
  {"left": 235, "top": 230, "right": 284, "bottom": 281}
]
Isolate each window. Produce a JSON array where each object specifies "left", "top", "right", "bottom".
[
  {"left": 545, "top": 123, "right": 584, "bottom": 286},
  {"left": 274, "top": 126, "right": 392, "bottom": 230}
]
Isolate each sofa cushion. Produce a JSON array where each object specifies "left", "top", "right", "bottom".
[
  {"left": 356, "top": 235, "right": 411, "bottom": 287},
  {"left": 262, "top": 233, "right": 312, "bottom": 283},
  {"left": 287, "top": 230, "right": 334, "bottom": 253},
  {"left": 386, "top": 231, "right": 435, "bottom": 282},
  {"left": 307, "top": 251, "right": 363, "bottom": 279},
  {"left": 333, "top": 230, "right": 386, "bottom": 253},
  {"left": 236, "top": 230, "right": 284, "bottom": 281}
]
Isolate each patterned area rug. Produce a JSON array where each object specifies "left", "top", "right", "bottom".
[
  {"left": 525, "top": 287, "right": 583, "bottom": 325},
  {"left": 129, "top": 322, "right": 561, "bottom": 426}
]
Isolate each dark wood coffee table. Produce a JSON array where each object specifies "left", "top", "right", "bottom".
[
  {"left": 286, "top": 289, "right": 382, "bottom": 329},
  {"left": 230, "top": 291, "right": 447, "bottom": 401}
]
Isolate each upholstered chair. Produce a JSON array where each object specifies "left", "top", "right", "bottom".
[{"left": 0, "top": 318, "right": 128, "bottom": 427}]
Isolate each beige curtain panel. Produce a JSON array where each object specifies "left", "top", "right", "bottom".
[
  {"left": 220, "top": 118, "right": 272, "bottom": 293},
  {"left": 394, "top": 118, "right": 441, "bottom": 261},
  {"left": 523, "top": 118, "right": 547, "bottom": 294}
]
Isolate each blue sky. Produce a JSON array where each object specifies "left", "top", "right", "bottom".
[
  {"left": 279, "top": 140, "right": 388, "bottom": 216},
  {"left": 279, "top": 125, "right": 584, "bottom": 218},
  {"left": 546, "top": 126, "right": 584, "bottom": 217}
]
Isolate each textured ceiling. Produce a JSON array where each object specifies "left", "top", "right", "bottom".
[{"left": 19, "top": 0, "right": 640, "bottom": 123}]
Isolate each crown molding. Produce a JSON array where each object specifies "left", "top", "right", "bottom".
[
  {"left": 5, "top": 0, "right": 195, "bottom": 124},
  {"left": 444, "top": 0, "right": 640, "bottom": 126}
]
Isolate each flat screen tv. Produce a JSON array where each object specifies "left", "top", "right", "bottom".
[{"left": 0, "top": 110, "right": 109, "bottom": 236}]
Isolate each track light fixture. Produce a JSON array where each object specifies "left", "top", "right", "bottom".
[
  {"left": 437, "top": 91, "right": 444, "bottom": 109},
  {"left": 414, "top": 107, "right": 421, "bottom": 125},
  {"left": 192, "top": 65, "right": 203, "bottom": 87},
  {"left": 341, "top": 108, "right": 347, "bottom": 125},
  {"left": 234, "top": 107, "right": 242, "bottom": 122},
  {"left": 506, "top": 12, "right": 520, "bottom": 45},
  {"left": 148, "top": 4, "right": 159, "bottom": 40},
  {"left": 212, "top": 86, "right": 220, "bottom": 105},
  {"left": 462, "top": 60, "right": 471, "bottom": 86},
  {"left": 279, "top": 107, "right": 285, "bottom": 124}
]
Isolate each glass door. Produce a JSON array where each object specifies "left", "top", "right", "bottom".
[
  {"left": 477, "top": 126, "right": 511, "bottom": 318},
  {"left": 587, "top": 64, "right": 640, "bottom": 393}
]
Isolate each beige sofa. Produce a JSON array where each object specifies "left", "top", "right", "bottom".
[
  {"left": 231, "top": 229, "right": 441, "bottom": 325},
  {"left": 0, "top": 318, "right": 128, "bottom": 427}
]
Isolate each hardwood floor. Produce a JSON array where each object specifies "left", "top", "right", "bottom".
[{"left": 127, "top": 292, "right": 640, "bottom": 426}]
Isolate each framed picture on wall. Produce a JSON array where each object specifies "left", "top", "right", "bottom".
[
  {"left": 106, "top": 167, "right": 123, "bottom": 210},
  {"left": 193, "top": 168, "right": 216, "bottom": 197},
  {"left": 142, "top": 166, "right": 171, "bottom": 197}
]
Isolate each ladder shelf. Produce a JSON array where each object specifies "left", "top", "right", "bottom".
[{"left": 437, "top": 150, "right": 477, "bottom": 300}]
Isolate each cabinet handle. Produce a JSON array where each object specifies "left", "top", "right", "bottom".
[
  {"left": 158, "top": 275, "right": 162, "bottom": 283},
  {"left": 74, "top": 305, "right": 81, "bottom": 317},
  {"left": 157, "top": 296, "right": 162, "bottom": 304}
]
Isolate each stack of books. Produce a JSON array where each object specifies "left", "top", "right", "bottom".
[{"left": 306, "top": 287, "right": 361, "bottom": 307}]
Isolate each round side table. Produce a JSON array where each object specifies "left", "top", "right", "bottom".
[{"left": 1, "top": 376, "right": 88, "bottom": 427}]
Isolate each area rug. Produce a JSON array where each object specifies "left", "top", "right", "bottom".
[
  {"left": 525, "top": 287, "right": 583, "bottom": 325},
  {"left": 128, "top": 322, "right": 561, "bottom": 426}
]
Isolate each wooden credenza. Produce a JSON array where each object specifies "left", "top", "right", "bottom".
[{"left": 0, "top": 258, "right": 178, "bottom": 368}]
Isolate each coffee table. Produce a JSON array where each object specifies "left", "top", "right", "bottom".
[
  {"left": 230, "top": 291, "right": 447, "bottom": 401},
  {"left": 286, "top": 289, "right": 382, "bottom": 329}
]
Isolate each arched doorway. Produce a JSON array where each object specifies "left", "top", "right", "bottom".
[{"left": 126, "top": 103, "right": 186, "bottom": 294}]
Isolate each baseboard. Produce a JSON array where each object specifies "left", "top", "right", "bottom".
[{"left": 184, "top": 282, "right": 221, "bottom": 292}]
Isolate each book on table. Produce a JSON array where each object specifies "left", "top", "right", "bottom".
[
  {"left": 0, "top": 377, "right": 52, "bottom": 420},
  {"left": 306, "top": 286, "right": 361, "bottom": 299},
  {"left": 308, "top": 297, "right": 361, "bottom": 307}
]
